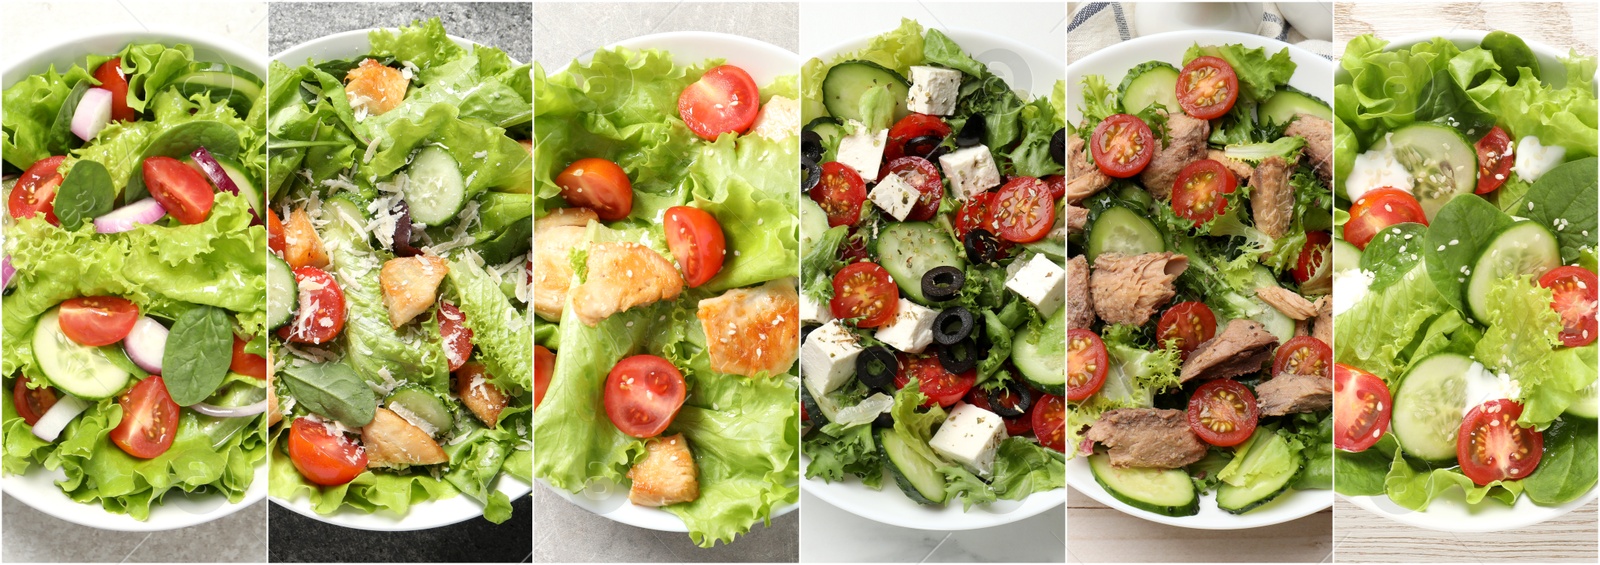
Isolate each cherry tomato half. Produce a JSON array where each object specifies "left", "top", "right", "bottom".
[
  {"left": 1294, "top": 231, "right": 1333, "bottom": 286},
  {"left": 1171, "top": 159, "right": 1237, "bottom": 226},
  {"left": 534, "top": 345, "right": 555, "bottom": 409},
  {"left": 93, "top": 58, "right": 137, "bottom": 122},
  {"left": 829, "top": 262, "right": 900, "bottom": 328},
  {"left": 110, "top": 376, "right": 180, "bottom": 459},
  {"left": 276, "top": 266, "right": 347, "bottom": 344},
  {"left": 1272, "top": 336, "right": 1332, "bottom": 379},
  {"left": 1155, "top": 301, "right": 1218, "bottom": 361},
  {"left": 1345, "top": 188, "right": 1427, "bottom": 250},
  {"left": 1186, "top": 379, "right": 1258, "bottom": 447},
  {"left": 1538, "top": 265, "right": 1599, "bottom": 347},
  {"left": 555, "top": 158, "right": 633, "bottom": 221},
  {"left": 1067, "top": 329, "right": 1109, "bottom": 402},
  {"left": 1475, "top": 126, "right": 1515, "bottom": 194},
  {"left": 992, "top": 177, "right": 1056, "bottom": 243},
  {"left": 13, "top": 376, "right": 58, "bottom": 426},
  {"left": 880, "top": 157, "right": 943, "bottom": 221},
  {"left": 8, "top": 156, "right": 66, "bottom": 225},
  {"left": 604, "top": 355, "right": 688, "bottom": 438},
  {"left": 58, "top": 296, "right": 140, "bottom": 347},
  {"left": 1032, "top": 394, "right": 1066, "bottom": 452},
  {"left": 229, "top": 336, "right": 268, "bottom": 379},
  {"left": 267, "top": 208, "right": 286, "bottom": 257},
  {"left": 1457, "top": 399, "right": 1543, "bottom": 486},
  {"left": 1176, "top": 56, "right": 1240, "bottom": 120},
  {"left": 893, "top": 354, "right": 976, "bottom": 408},
  {"left": 438, "top": 302, "right": 475, "bottom": 372},
  {"left": 811, "top": 161, "right": 867, "bottom": 227},
  {"left": 1089, "top": 114, "right": 1154, "bottom": 178},
  {"left": 677, "top": 65, "right": 762, "bottom": 141},
  {"left": 885, "top": 114, "right": 952, "bottom": 163},
  {"left": 664, "top": 206, "right": 727, "bottom": 288},
  {"left": 143, "top": 156, "right": 215, "bottom": 224},
  {"left": 287, "top": 417, "right": 368, "bottom": 486},
  {"left": 1333, "top": 363, "right": 1392, "bottom": 452}
]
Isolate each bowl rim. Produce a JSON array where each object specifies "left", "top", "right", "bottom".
[{"left": 2, "top": 27, "right": 266, "bottom": 88}]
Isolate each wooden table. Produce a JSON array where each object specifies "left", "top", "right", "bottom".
[
  {"left": 1335, "top": 1, "right": 1598, "bottom": 56},
  {"left": 1333, "top": 499, "right": 1597, "bottom": 563},
  {"left": 1067, "top": 487, "right": 1334, "bottom": 563}
]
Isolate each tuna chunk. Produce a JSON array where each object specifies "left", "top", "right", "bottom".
[
  {"left": 1257, "top": 372, "right": 1333, "bottom": 416},
  {"left": 1067, "top": 255, "right": 1094, "bottom": 329},
  {"left": 1181, "top": 319, "right": 1279, "bottom": 382},
  {"left": 1089, "top": 252, "right": 1188, "bottom": 327},
  {"left": 1250, "top": 155, "right": 1294, "bottom": 239},
  {"left": 1285, "top": 114, "right": 1333, "bottom": 183},
  {"left": 1067, "top": 204, "right": 1089, "bottom": 234},
  {"left": 1138, "top": 111, "right": 1210, "bottom": 200},
  {"left": 1312, "top": 296, "right": 1332, "bottom": 346},
  {"left": 1068, "top": 135, "right": 1113, "bottom": 204},
  {"left": 1085, "top": 408, "right": 1209, "bottom": 469}
]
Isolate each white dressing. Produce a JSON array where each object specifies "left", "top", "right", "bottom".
[
  {"left": 1345, "top": 133, "right": 1414, "bottom": 201},
  {"left": 1512, "top": 136, "right": 1565, "bottom": 183}
]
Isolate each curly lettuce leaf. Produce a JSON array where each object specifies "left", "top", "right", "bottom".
[
  {"left": 801, "top": 18, "right": 925, "bottom": 122},
  {"left": 1474, "top": 276, "right": 1599, "bottom": 428},
  {"left": 447, "top": 254, "right": 533, "bottom": 395},
  {"left": 1184, "top": 43, "right": 1296, "bottom": 103}
]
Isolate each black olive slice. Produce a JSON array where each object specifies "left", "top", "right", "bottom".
[
  {"left": 937, "top": 339, "right": 978, "bottom": 374},
  {"left": 856, "top": 346, "right": 899, "bottom": 391},
  {"left": 956, "top": 114, "right": 986, "bottom": 147},
  {"left": 1050, "top": 128, "right": 1066, "bottom": 165},
  {"left": 802, "top": 156, "right": 821, "bottom": 192},
  {"left": 920, "top": 266, "right": 965, "bottom": 302},
  {"left": 932, "top": 306, "right": 974, "bottom": 345},
  {"left": 964, "top": 229, "right": 1003, "bottom": 264},
  {"left": 986, "top": 382, "right": 1035, "bottom": 418},
  {"left": 904, "top": 134, "right": 943, "bottom": 159},
  {"left": 872, "top": 411, "right": 896, "bottom": 428},
  {"left": 802, "top": 130, "right": 825, "bottom": 162}
]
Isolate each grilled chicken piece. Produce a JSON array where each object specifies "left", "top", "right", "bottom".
[
  {"left": 283, "top": 208, "right": 329, "bottom": 270},
  {"left": 1089, "top": 252, "right": 1188, "bottom": 327},
  {"left": 1066, "top": 204, "right": 1089, "bottom": 234},
  {"left": 1208, "top": 149, "right": 1255, "bottom": 179},
  {"left": 266, "top": 349, "right": 283, "bottom": 427},
  {"left": 1067, "top": 135, "right": 1113, "bottom": 204},
  {"left": 1285, "top": 114, "right": 1333, "bottom": 183},
  {"left": 628, "top": 434, "right": 700, "bottom": 507},
  {"left": 362, "top": 408, "right": 448, "bottom": 468},
  {"left": 532, "top": 208, "right": 598, "bottom": 321},
  {"left": 1257, "top": 372, "right": 1334, "bottom": 416},
  {"left": 1067, "top": 255, "right": 1094, "bottom": 329},
  {"left": 379, "top": 255, "right": 449, "bottom": 327},
  {"left": 696, "top": 279, "right": 800, "bottom": 377},
  {"left": 455, "top": 362, "right": 509, "bottom": 428},
  {"left": 571, "top": 242, "right": 686, "bottom": 326},
  {"left": 1251, "top": 155, "right": 1294, "bottom": 239},
  {"left": 1085, "top": 408, "right": 1209, "bottom": 469},
  {"left": 1181, "top": 319, "right": 1279, "bottom": 382},
  {"left": 345, "top": 59, "right": 409, "bottom": 117},
  {"left": 1138, "top": 111, "right": 1210, "bottom": 200}
]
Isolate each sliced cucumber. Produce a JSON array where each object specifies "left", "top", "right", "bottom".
[
  {"left": 1567, "top": 380, "right": 1599, "bottom": 419},
  {"left": 1465, "top": 221, "right": 1561, "bottom": 323},
  {"left": 386, "top": 385, "right": 454, "bottom": 436},
  {"left": 822, "top": 61, "right": 910, "bottom": 124},
  {"left": 1088, "top": 452, "right": 1198, "bottom": 517},
  {"left": 1014, "top": 307, "right": 1066, "bottom": 396},
  {"left": 805, "top": 116, "right": 847, "bottom": 156},
  {"left": 878, "top": 428, "right": 947, "bottom": 505},
  {"left": 266, "top": 252, "right": 298, "bottom": 330},
  {"left": 1118, "top": 61, "right": 1180, "bottom": 115},
  {"left": 213, "top": 156, "right": 265, "bottom": 219},
  {"left": 1087, "top": 206, "right": 1165, "bottom": 263},
  {"left": 800, "top": 198, "right": 831, "bottom": 255},
  {"left": 1216, "top": 428, "right": 1300, "bottom": 513},
  {"left": 1392, "top": 352, "right": 1475, "bottom": 461},
  {"left": 1332, "top": 238, "right": 1363, "bottom": 273},
  {"left": 172, "top": 62, "right": 264, "bottom": 117},
  {"left": 1377, "top": 123, "right": 1478, "bottom": 219},
  {"left": 1260, "top": 87, "right": 1331, "bottom": 125},
  {"left": 876, "top": 222, "right": 965, "bottom": 304},
  {"left": 405, "top": 146, "right": 467, "bottom": 226},
  {"left": 31, "top": 308, "right": 132, "bottom": 400}
]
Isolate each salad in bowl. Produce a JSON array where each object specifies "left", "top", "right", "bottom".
[
  {"left": 265, "top": 18, "right": 533, "bottom": 526},
  {"left": 1331, "top": 31, "right": 1598, "bottom": 528},
  {"left": 2, "top": 37, "right": 268, "bottom": 525}
]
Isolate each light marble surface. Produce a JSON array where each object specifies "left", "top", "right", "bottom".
[
  {"left": 0, "top": 2, "right": 267, "bottom": 561},
  {"left": 802, "top": 491, "right": 1066, "bottom": 563},
  {"left": 1067, "top": 486, "right": 1332, "bottom": 563}
]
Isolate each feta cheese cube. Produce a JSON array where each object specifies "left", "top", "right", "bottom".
[
  {"left": 837, "top": 120, "right": 889, "bottom": 179},
  {"left": 801, "top": 320, "right": 863, "bottom": 395},
  {"left": 907, "top": 66, "right": 963, "bottom": 116},
  {"left": 939, "top": 146, "right": 1001, "bottom": 201},
  {"left": 800, "top": 292, "right": 832, "bottom": 325},
  {"left": 930, "top": 403, "right": 1008, "bottom": 477},
  {"left": 749, "top": 95, "right": 800, "bottom": 139},
  {"left": 874, "top": 299, "right": 938, "bottom": 353},
  {"left": 868, "top": 173, "right": 919, "bottom": 221},
  {"left": 1005, "top": 253, "right": 1065, "bottom": 316}
]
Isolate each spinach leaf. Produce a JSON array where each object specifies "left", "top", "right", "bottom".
[
  {"left": 280, "top": 362, "right": 377, "bottom": 428},
  {"left": 1523, "top": 157, "right": 1599, "bottom": 264},
  {"left": 1423, "top": 194, "right": 1514, "bottom": 317},
  {"left": 1360, "top": 222, "right": 1429, "bottom": 290},
  {"left": 53, "top": 160, "right": 115, "bottom": 230},
  {"left": 1523, "top": 417, "right": 1599, "bottom": 505},
  {"left": 48, "top": 81, "right": 90, "bottom": 154},
  {"left": 162, "top": 305, "right": 234, "bottom": 406},
  {"left": 126, "top": 120, "right": 243, "bottom": 201}
]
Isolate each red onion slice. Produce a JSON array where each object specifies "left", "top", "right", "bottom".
[
  {"left": 188, "top": 147, "right": 239, "bottom": 196},
  {"left": 122, "top": 316, "right": 168, "bottom": 374},
  {"left": 71, "top": 88, "right": 113, "bottom": 142},
  {"left": 191, "top": 400, "right": 268, "bottom": 418},
  {"left": 2, "top": 255, "right": 14, "bottom": 290},
  {"left": 94, "top": 198, "right": 167, "bottom": 233}
]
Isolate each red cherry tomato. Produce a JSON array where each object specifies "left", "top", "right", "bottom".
[
  {"left": 1475, "top": 126, "right": 1515, "bottom": 194},
  {"left": 110, "top": 377, "right": 180, "bottom": 459},
  {"left": 1067, "top": 329, "right": 1109, "bottom": 402},
  {"left": 893, "top": 354, "right": 976, "bottom": 408},
  {"left": 275, "top": 266, "right": 347, "bottom": 344},
  {"left": 1155, "top": 301, "right": 1218, "bottom": 361},
  {"left": 143, "top": 156, "right": 215, "bottom": 224},
  {"left": 1345, "top": 188, "right": 1427, "bottom": 250},
  {"left": 604, "top": 355, "right": 688, "bottom": 438},
  {"left": 1089, "top": 114, "right": 1155, "bottom": 178},
  {"left": 287, "top": 417, "right": 368, "bottom": 486},
  {"left": 1538, "top": 265, "right": 1599, "bottom": 347},
  {"left": 1042, "top": 174, "right": 1066, "bottom": 201},
  {"left": 811, "top": 161, "right": 867, "bottom": 227},
  {"left": 1457, "top": 399, "right": 1543, "bottom": 486},
  {"left": 267, "top": 208, "right": 286, "bottom": 257},
  {"left": 829, "top": 262, "right": 900, "bottom": 328},
  {"left": 955, "top": 191, "right": 1002, "bottom": 240},
  {"left": 1294, "top": 231, "right": 1332, "bottom": 285},
  {"left": 1171, "top": 159, "right": 1237, "bottom": 226},
  {"left": 229, "top": 336, "right": 268, "bottom": 379},
  {"left": 1272, "top": 336, "right": 1333, "bottom": 379},
  {"left": 677, "top": 65, "right": 761, "bottom": 140},
  {"left": 1032, "top": 394, "right": 1066, "bottom": 452},
  {"left": 534, "top": 345, "right": 555, "bottom": 409},
  {"left": 880, "top": 157, "right": 943, "bottom": 221},
  {"left": 555, "top": 158, "right": 633, "bottom": 221},
  {"left": 992, "top": 177, "right": 1056, "bottom": 243},
  {"left": 12, "top": 376, "right": 58, "bottom": 426},
  {"left": 438, "top": 302, "right": 474, "bottom": 372},
  {"left": 8, "top": 156, "right": 66, "bottom": 225},
  {"left": 664, "top": 206, "right": 727, "bottom": 288},
  {"left": 93, "top": 58, "right": 137, "bottom": 122},
  {"left": 1334, "top": 363, "right": 1392, "bottom": 452},
  {"left": 58, "top": 296, "right": 140, "bottom": 347},
  {"left": 1186, "top": 379, "right": 1258, "bottom": 447},
  {"left": 1176, "top": 56, "right": 1240, "bottom": 120},
  {"left": 885, "top": 114, "right": 952, "bottom": 163}
]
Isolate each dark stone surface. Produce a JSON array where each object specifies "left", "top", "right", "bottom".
[{"left": 268, "top": 496, "right": 532, "bottom": 563}]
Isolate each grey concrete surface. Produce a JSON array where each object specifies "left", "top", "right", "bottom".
[
  {"left": 1, "top": 494, "right": 268, "bottom": 563},
  {"left": 270, "top": 1, "right": 531, "bottom": 61}
]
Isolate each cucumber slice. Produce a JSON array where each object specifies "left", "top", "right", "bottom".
[
  {"left": 1260, "top": 87, "right": 1332, "bottom": 126},
  {"left": 1014, "top": 307, "right": 1066, "bottom": 396},
  {"left": 1392, "top": 353, "right": 1475, "bottom": 461},
  {"left": 386, "top": 385, "right": 454, "bottom": 436},
  {"left": 1215, "top": 428, "right": 1300, "bottom": 514},
  {"left": 1567, "top": 379, "right": 1599, "bottom": 419},
  {"left": 1465, "top": 221, "right": 1561, "bottom": 323},
  {"left": 805, "top": 116, "right": 847, "bottom": 156},
  {"left": 878, "top": 427, "right": 947, "bottom": 505},
  {"left": 266, "top": 252, "right": 298, "bottom": 330},
  {"left": 1088, "top": 452, "right": 1199, "bottom": 517},
  {"left": 1087, "top": 206, "right": 1165, "bottom": 263},
  {"left": 876, "top": 222, "right": 965, "bottom": 304},
  {"left": 1333, "top": 238, "right": 1363, "bottom": 273},
  {"left": 1118, "top": 61, "right": 1180, "bottom": 115},
  {"left": 173, "top": 62, "right": 264, "bottom": 117},
  {"left": 1377, "top": 123, "right": 1478, "bottom": 219},
  {"left": 800, "top": 198, "right": 831, "bottom": 255},
  {"left": 822, "top": 61, "right": 910, "bottom": 125},
  {"left": 31, "top": 308, "right": 132, "bottom": 400},
  {"left": 405, "top": 146, "right": 467, "bottom": 226},
  {"left": 213, "top": 156, "right": 265, "bottom": 220}
]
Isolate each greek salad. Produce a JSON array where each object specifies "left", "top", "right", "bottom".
[
  {"left": 532, "top": 44, "right": 801, "bottom": 546},
  {"left": 1331, "top": 32, "right": 1599, "bottom": 511},
  {"left": 797, "top": 19, "right": 1067, "bottom": 511},
  {"left": 264, "top": 19, "right": 533, "bottom": 524},
  {"left": 1068, "top": 41, "right": 1336, "bottom": 517},
  {"left": 1, "top": 42, "right": 269, "bottom": 519}
]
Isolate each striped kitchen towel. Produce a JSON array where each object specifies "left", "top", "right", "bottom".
[{"left": 1069, "top": 2, "right": 1336, "bottom": 61}]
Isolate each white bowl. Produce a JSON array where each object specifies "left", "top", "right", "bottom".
[
  {"left": 268, "top": 29, "right": 533, "bottom": 531},
  {"left": 1065, "top": 29, "right": 1336, "bottom": 530},
  {"left": 538, "top": 31, "right": 802, "bottom": 534},
  {"left": 0, "top": 28, "right": 268, "bottom": 533},
  {"left": 797, "top": 27, "right": 1066, "bottom": 532},
  {"left": 1336, "top": 30, "right": 1599, "bottom": 533}
]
